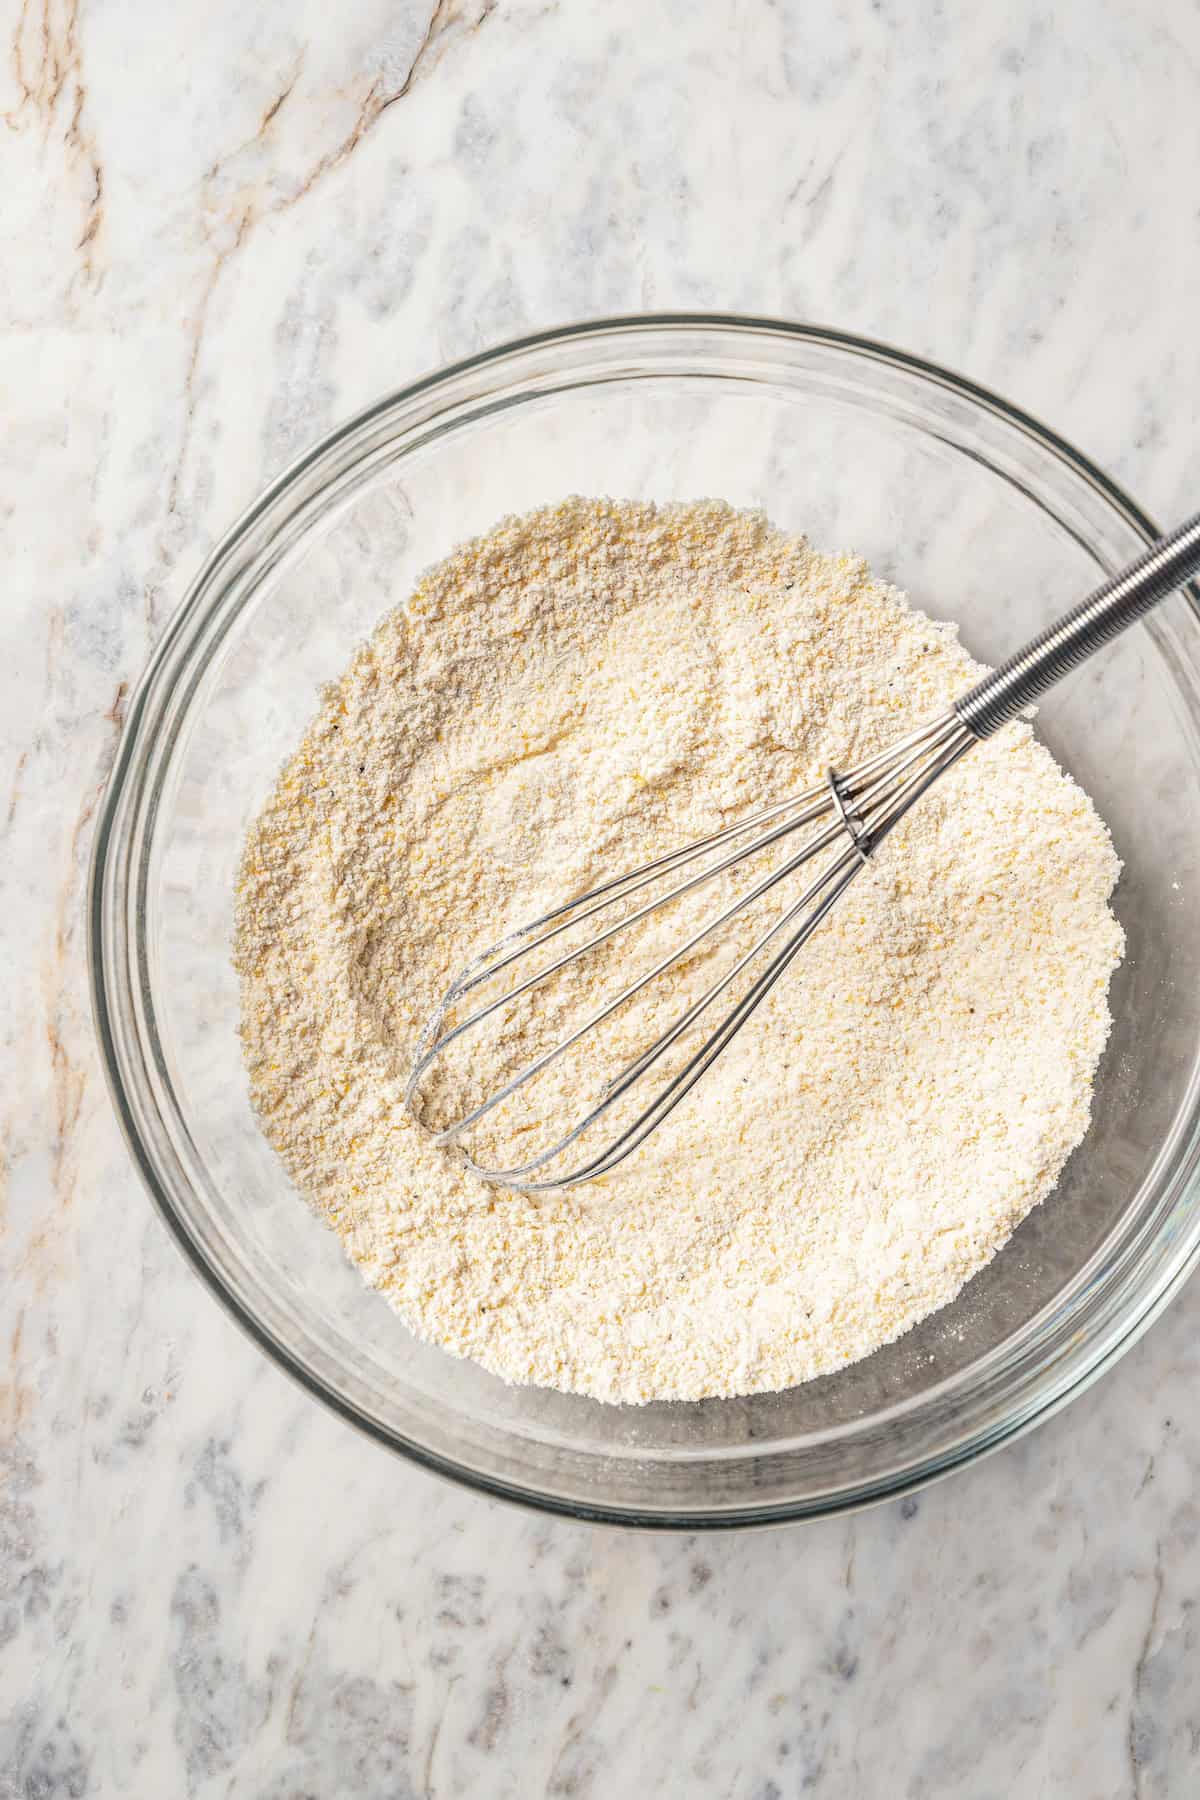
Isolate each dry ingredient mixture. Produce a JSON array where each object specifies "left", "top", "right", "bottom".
[{"left": 234, "top": 499, "right": 1124, "bottom": 1404}]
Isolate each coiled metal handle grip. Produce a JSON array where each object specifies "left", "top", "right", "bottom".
[{"left": 955, "top": 510, "right": 1200, "bottom": 739}]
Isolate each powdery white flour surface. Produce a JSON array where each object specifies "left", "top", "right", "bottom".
[{"left": 234, "top": 499, "right": 1124, "bottom": 1404}]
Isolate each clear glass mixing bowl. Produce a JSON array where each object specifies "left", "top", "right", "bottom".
[{"left": 89, "top": 317, "right": 1200, "bottom": 1526}]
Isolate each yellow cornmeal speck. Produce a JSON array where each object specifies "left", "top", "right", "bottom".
[{"left": 233, "top": 497, "right": 1124, "bottom": 1405}]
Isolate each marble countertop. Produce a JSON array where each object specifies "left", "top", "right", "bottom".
[{"left": 6, "top": 0, "right": 1200, "bottom": 1792}]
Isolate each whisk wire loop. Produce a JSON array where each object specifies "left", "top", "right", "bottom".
[{"left": 408, "top": 708, "right": 975, "bottom": 1190}]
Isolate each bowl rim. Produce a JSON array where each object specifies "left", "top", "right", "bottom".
[{"left": 88, "top": 312, "right": 1200, "bottom": 1527}]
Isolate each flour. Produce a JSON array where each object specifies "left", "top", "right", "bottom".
[{"left": 234, "top": 499, "right": 1124, "bottom": 1404}]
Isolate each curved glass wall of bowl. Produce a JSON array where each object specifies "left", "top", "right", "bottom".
[{"left": 91, "top": 320, "right": 1200, "bottom": 1524}]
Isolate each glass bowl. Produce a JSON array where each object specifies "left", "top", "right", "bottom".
[{"left": 89, "top": 317, "right": 1200, "bottom": 1527}]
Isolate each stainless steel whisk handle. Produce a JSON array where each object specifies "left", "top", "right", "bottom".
[{"left": 955, "top": 510, "right": 1200, "bottom": 739}]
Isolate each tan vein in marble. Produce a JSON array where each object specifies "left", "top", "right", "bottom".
[
  {"left": 200, "top": 49, "right": 308, "bottom": 188},
  {"left": 160, "top": 205, "right": 253, "bottom": 564},
  {"left": 6, "top": 748, "right": 28, "bottom": 829},
  {"left": 39, "top": 677, "right": 128, "bottom": 1225},
  {"left": 258, "top": 58, "right": 303, "bottom": 134},
  {"left": 0, "top": 1311, "right": 31, "bottom": 1430},
  {"left": 6, "top": 0, "right": 104, "bottom": 282},
  {"left": 390, "top": 0, "right": 499, "bottom": 108},
  {"left": 151, "top": 0, "right": 497, "bottom": 624}
]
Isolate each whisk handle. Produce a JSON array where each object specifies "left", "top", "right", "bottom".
[{"left": 954, "top": 510, "right": 1200, "bottom": 739}]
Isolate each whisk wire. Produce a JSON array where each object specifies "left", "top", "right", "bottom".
[
  {"left": 427, "top": 814, "right": 846, "bottom": 1148},
  {"left": 459, "top": 719, "right": 977, "bottom": 1189},
  {"left": 412, "top": 711, "right": 966, "bottom": 1139},
  {"left": 459, "top": 843, "right": 865, "bottom": 1187},
  {"left": 409, "top": 709, "right": 975, "bottom": 1188},
  {"left": 432, "top": 708, "right": 961, "bottom": 1014}
]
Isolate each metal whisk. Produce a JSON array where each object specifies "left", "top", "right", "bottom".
[{"left": 407, "top": 512, "right": 1200, "bottom": 1191}]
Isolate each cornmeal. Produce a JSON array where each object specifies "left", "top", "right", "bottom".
[{"left": 234, "top": 499, "right": 1123, "bottom": 1403}]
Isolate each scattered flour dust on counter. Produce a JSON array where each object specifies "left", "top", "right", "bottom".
[{"left": 234, "top": 498, "right": 1124, "bottom": 1404}]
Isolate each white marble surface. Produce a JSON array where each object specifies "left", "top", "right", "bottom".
[{"left": 6, "top": 0, "right": 1200, "bottom": 1792}]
